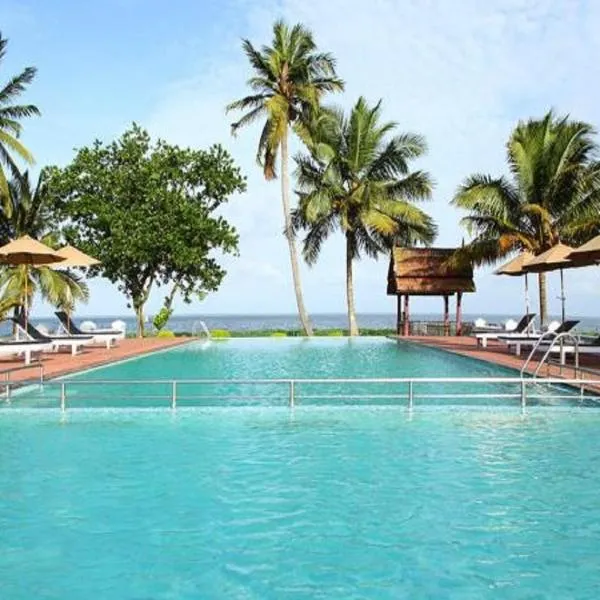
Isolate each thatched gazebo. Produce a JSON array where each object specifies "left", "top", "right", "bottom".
[{"left": 387, "top": 247, "right": 475, "bottom": 336}]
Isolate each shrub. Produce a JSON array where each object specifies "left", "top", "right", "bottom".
[
  {"left": 211, "top": 329, "right": 231, "bottom": 338},
  {"left": 156, "top": 329, "right": 175, "bottom": 338},
  {"left": 270, "top": 331, "right": 287, "bottom": 337},
  {"left": 327, "top": 329, "right": 344, "bottom": 337},
  {"left": 153, "top": 307, "right": 173, "bottom": 332}
]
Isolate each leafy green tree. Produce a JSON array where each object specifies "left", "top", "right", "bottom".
[
  {"left": 0, "top": 33, "right": 39, "bottom": 199},
  {"left": 452, "top": 111, "right": 600, "bottom": 324},
  {"left": 227, "top": 20, "right": 344, "bottom": 336},
  {"left": 292, "top": 98, "right": 436, "bottom": 335},
  {"left": 47, "top": 124, "right": 246, "bottom": 337},
  {"left": 0, "top": 170, "right": 89, "bottom": 321}
]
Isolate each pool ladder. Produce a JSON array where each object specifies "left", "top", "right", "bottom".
[{"left": 521, "top": 332, "right": 581, "bottom": 378}]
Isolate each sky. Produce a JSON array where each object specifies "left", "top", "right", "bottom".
[{"left": 2, "top": 0, "right": 600, "bottom": 318}]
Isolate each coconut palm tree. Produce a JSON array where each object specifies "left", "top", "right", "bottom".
[
  {"left": 0, "top": 32, "right": 39, "bottom": 199},
  {"left": 292, "top": 98, "right": 436, "bottom": 335},
  {"left": 227, "top": 20, "right": 344, "bottom": 336},
  {"left": 0, "top": 170, "right": 89, "bottom": 320},
  {"left": 452, "top": 111, "right": 600, "bottom": 325}
]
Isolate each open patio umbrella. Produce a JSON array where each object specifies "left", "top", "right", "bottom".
[
  {"left": 49, "top": 245, "right": 100, "bottom": 332},
  {"left": 0, "top": 235, "right": 65, "bottom": 332},
  {"left": 522, "top": 243, "right": 576, "bottom": 323},
  {"left": 49, "top": 245, "right": 100, "bottom": 269},
  {"left": 566, "top": 234, "right": 600, "bottom": 266},
  {"left": 495, "top": 252, "right": 535, "bottom": 319}
]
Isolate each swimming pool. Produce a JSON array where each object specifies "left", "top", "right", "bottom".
[
  {"left": 1, "top": 407, "right": 600, "bottom": 598},
  {"left": 2, "top": 338, "right": 600, "bottom": 598},
  {"left": 5, "top": 337, "right": 594, "bottom": 408}
]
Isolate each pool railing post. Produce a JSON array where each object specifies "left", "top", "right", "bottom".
[
  {"left": 4, "top": 371, "right": 9, "bottom": 400},
  {"left": 408, "top": 380, "right": 414, "bottom": 410},
  {"left": 289, "top": 380, "right": 295, "bottom": 408},
  {"left": 39, "top": 363, "right": 44, "bottom": 386},
  {"left": 60, "top": 382, "right": 66, "bottom": 412},
  {"left": 520, "top": 379, "right": 526, "bottom": 409},
  {"left": 171, "top": 381, "right": 177, "bottom": 410}
]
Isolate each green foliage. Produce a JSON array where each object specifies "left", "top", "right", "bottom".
[
  {"left": 0, "top": 171, "right": 89, "bottom": 316},
  {"left": 152, "top": 307, "right": 172, "bottom": 332},
  {"left": 292, "top": 98, "right": 435, "bottom": 335},
  {"left": 211, "top": 329, "right": 231, "bottom": 338},
  {"left": 227, "top": 20, "right": 344, "bottom": 180},
  {"left": 326, "top": 329, "right": 344, "bottom": 336},
  {"left": 0, "top": 33, "right": 40, "bottom": 199},
  {"left": 156, "top": 329, "right": 175, "bottom": 338},
  {"left": 270, "top": 331, "right": 287, "bottom": 337},
  {"left": 452, "top": 110, "right": 600, "bottom": 322},
  {"left": 46, "top": 124, "right": 246, "bottom": 337}
]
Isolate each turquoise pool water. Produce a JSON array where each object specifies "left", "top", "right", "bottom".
[
  {"left": 1, "top": 407, "right": 600, "bottom": 598},
  {"left": 6, "top": 337, "right": 592, "bottom": 408},
  {"left": 2, "top": 338, "right": 599, "bottom": 597}
]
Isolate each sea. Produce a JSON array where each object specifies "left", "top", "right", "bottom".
[{"left": 14, "top": 312, "right": 600, "bottom": 335}]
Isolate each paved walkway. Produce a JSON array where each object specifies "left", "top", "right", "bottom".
[
  {"left": 1, "top": 337, "right": 194, "bottom": 386},
  {"left": 392, "top": 335, "right": 600, "bottom": 388}
]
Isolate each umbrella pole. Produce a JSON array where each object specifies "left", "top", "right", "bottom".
[
  {"left": 524, "top": 274, "right": 530, "bottom": 319},
  {"left": 560, "top": 268, "right": 566, "bottom": 323}
]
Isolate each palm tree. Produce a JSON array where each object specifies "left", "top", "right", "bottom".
[
  {"left": 227, "top": 20, "right": 344, "bottom": 336},
  {"left": 292, "top": 98, "right": 436, "bottom": 335},
  {"left": 0, "top": 170, "right": 89, "bottom": 320},
  {"left": 0, "top": 33, "right": 39, "bottom": 199},
  {"left": 452, "top": 111, "right": 600, "bottom": 325}
]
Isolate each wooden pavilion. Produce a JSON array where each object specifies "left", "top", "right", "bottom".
[{"left": 387, "top": 247, "right": 475, "bottom": 336}]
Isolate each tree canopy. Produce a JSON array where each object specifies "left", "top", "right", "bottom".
[
  {"left": 47, "top": 124, "right": 246, "bottom": 336},
  {"left": 0, "top": 32, "right": 39, "bottom": 199},
  {"left": 227, "top": 20, "right": 344, "bottom": 336},
  {"left": 293, "top": 98, "right": 436, "bottom": 335},
  {"left": 452, "top": 110, "right": 600, "bottom": 323}
]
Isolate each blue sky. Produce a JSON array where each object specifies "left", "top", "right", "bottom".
[{"left": 2, "top": 0, "right": 600, "bottom": 318}]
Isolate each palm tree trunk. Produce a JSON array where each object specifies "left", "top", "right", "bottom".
[
  {"left": 280, "top": 126, "right": 313, "bottom": 336},
  {"left": 538, "top": 272, "right": 547, "bottom": 327},
  {"left": 346, "top": 233, "right": 359, "bottom": 336}
]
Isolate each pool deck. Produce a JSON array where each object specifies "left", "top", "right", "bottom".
[
  {"left": 0, "top": 337, "right": 194, "bottom": 385},
  {"left": 392, "top": 335, "right": 600, "bottom": 389}
]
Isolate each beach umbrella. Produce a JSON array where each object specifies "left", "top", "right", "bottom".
[
  {"left": 0, "top": 235, "right": 65, "bottom": 331},
  {"left": 49, "top": 245, "right": 100, "bottom": 332},
  {"left": 523, "top": 243, "right": 576, "bottom": 323},
  {"left": 566, "top": 234, "right": 600, "bottom": 266},
  {"left": 495, "top": 252, "right": 535, "bottom": 319},
  {"left": 50, "top": 245, "right": 100, "bottom": 269}
]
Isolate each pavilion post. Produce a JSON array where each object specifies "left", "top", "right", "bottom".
[
  {"left": 443, "top": 295, "right": 450, "bottom": 336},
  {"left": 403, "top": 295, "right": 410, "bottom": 337},
  {"left": 396, "top": 294, "right": 403, "bottom": 335},
  {"left": 456, "top": 292, "right": 463, "bottom": 336}
]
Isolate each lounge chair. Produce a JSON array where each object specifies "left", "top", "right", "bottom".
[
  {"left": 475, "top": 313, "right": 537, "bottom": 348},
  {"left": 0, "top": 339, "right": 53, "bottom": 365},
  {"left": 55, "top": 311, "right": 123, "bottom": 348},
  {"left": 498, "top": 319, "right": 580, "bottom": 356},
  {"left": 533, "top": 333, "right": 600, "bottom": 364},
  {"left": 11, "top": 315, "right": 94, "bottom": 356}
]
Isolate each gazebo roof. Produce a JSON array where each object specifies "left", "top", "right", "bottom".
[{"left": 387, "top": 247, "right": 475, "bottom": 296}]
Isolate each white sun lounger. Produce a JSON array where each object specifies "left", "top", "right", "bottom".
[
  {"left": 55, "top": 311, "right": 124, "bottom": 348},
  {"left": 475, "top": 314, "right": 536, "bottom": 348},
  {"left": 12, "top": 317, "right": 94, "bottom": 356},
  {"left": 0, "top": 340, "right": 53, "bottom": 365},
  {"left": 499, "top": 320, "right": 580, "bottom": 356}
]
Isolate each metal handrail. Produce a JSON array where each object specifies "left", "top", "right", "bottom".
[
  {"left": 10, "top": 375, "right": 600, "bottom": 412},
  {"left": 520, "top": 330, "right": 569, "bottom": 376},
  {"left": 532, "top": 332, "right": 581, "bottom": 378},
  {"left": 1, "top": 361, "right": 44, "bottom": 400}
]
